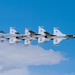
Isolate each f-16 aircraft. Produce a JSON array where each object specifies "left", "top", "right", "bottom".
[
  {"left": 38, "top": 26, "right": 75, "bottom": 45},
  {"left": 38, "top": 26, "right": 55, "bottom": 44},
  {"left": 0, "top": 27, "right": 43, "bottom": 45},
  {"left": 53, "top": 27, "right": 75, "bottom": 45},
  {"left": 0, "top": 26, "right": 75, "bottom": 45},
  {"left": 0, "top": 27, "right": 21, "bottom": 44}
]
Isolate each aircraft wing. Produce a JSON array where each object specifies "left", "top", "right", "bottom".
[
  {"left": 38, "top": 37, "right": 46, "bottom": 44},
  {"left": 9, "top": 37, "right": 17, "bottom": 44},
  {"left": 24, "top": 39, "right": 32, "bottom": 45},
  {"left": 53, "top": 38, "right": 63, "bottom": 45}
]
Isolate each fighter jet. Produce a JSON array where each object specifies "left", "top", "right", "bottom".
[
  {"left": 38, "top": 26, "right": 75, "bottom": 45},
  {"left": 9, "top": 27, "right": 21, "bottom": 44},
  {"left": 0, "top": 27, "right": 21, "bottom": 44},
  {"left": 38, "top": 26, "right": 56, "bottom": 44},
  {"left": 53, "top": 27, "right": 75, "bottom": 45}
]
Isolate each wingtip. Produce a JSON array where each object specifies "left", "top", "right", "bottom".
[
  {"left": 10, "top": 27, "right": 16, "bottom": 29},
  {"left": 38, "top": 26, "right": 45, "bottom": 28},
  {"left": 54, "top": 27, "right": 60, "bottom": 29},
  {"left": 25, "top": 28, "right": 29, "bottom": 31}
]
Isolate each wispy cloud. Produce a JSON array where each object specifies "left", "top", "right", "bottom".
[
  {"left": 0, "top": 42, "right": 67, "bottom": 75},
  {"left": 0, "top": 67, "right": 29, "bottom": 75}
]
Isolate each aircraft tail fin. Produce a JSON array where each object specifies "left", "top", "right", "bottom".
[{"left": 54, "top": 27, "right": 65, "bottom": 36}]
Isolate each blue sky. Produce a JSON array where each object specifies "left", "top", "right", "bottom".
[{"left": 0, "top": 0, "right": 75, "bottom": 75}]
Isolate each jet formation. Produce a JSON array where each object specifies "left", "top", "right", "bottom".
[{"left": 0, "top": 26, "right": 75, "bottom": 46}]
